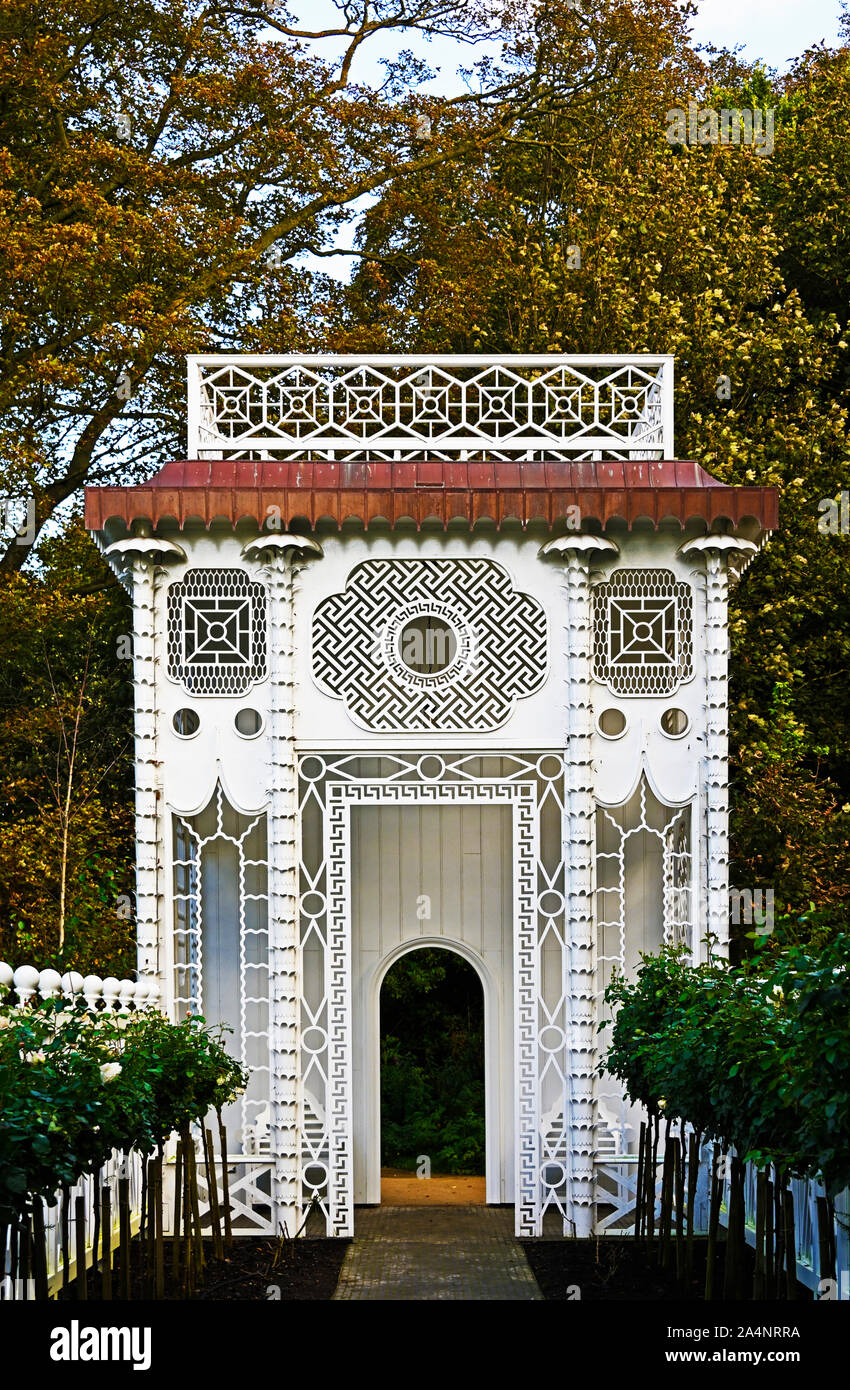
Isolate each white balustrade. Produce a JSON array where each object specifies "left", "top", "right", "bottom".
[
  {"left": 0, "top": 961, "right": 158, "bottom": 1011},
  {"left": 188, "top": 353, "right": 675, "bottom": 461}
]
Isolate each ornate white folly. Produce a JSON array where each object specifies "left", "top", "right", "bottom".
[{"left": 86, "top": 355, "right": 777, "bottom": 1240}]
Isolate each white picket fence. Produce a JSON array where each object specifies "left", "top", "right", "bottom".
[{"left": 0, "top": 961, "right": 157, "bottom": 1300}]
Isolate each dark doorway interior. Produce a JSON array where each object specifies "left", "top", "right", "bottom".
[{"left": 380, "top": 947, "right": 485, "bottom": 1179}]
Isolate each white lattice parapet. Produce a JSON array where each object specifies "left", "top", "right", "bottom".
[{"left": 187, "top": 355, "right": 674, "bottom": 461}]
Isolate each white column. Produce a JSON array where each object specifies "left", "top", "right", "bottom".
[
  {"left": 680, "top": 536, "right": 757, "bottom": 959},
  {"left": 130, "top": 556, "right": 160, "bottom": 985},
  {"left": 541, "top": 534, "right": 617, "bottom": 1238},
  {"left": 244, "top": 534, "right": 322, "bottom": 1237},
  {"left": 104, "top": 534, "right": 185, "bottom": 1000}
]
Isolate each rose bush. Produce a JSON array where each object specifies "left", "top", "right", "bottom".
[{"left": 0, "top": 988, "right": 247, "bottom": 1222}]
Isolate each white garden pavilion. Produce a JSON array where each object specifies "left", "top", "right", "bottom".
[{"left": 86, "top": 355, "right": 777, "bottom": 1238}]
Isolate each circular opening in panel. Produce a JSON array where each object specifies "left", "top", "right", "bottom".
[
  {"left": 235, "top": 708, "right": 263, "bottom": 737},
  {"left": 172, "top": 708, "right": 200, "bottom": 737},
  {"left": 598, "top": 708, "right": 627, "bottom": 739},
  {"left": 417, "top": 755, "right": 445, "bottom": 782},
  {"left": 302, "top": 1026, "right": 328, "bottom": 1055},
  {"left": 398, "top": 615, "right": 458, "bottom": 674},
  {"left": 661, "top": 707, "right": 690, "bottom": 738}
]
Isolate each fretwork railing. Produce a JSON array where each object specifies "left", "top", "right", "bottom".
[{"left": 187, "top": 354, "right": 674, "bottom": 461}]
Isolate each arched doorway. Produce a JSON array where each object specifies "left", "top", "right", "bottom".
[{"left": 379, "top": 946, "right": 485, "bottom": 1204}]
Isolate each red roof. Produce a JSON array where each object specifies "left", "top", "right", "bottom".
[{"left": 84, "top": 457, "right": 778, "bottom": 533}]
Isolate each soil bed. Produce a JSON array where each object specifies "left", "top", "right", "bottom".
[
  {"left": 521, "top": 1238, "right": 813, "bottom": 1302},
  {"left": 57, "top": 1236, "right": 349, "bottom": 1302}
]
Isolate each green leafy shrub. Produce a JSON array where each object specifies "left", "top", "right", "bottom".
[{"left": 0, "top": 989, "right": 247, "bottom": 1221}]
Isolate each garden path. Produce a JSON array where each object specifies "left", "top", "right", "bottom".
[{"left": 331, "top": 1206, "right": 543, "bottom": 1301}]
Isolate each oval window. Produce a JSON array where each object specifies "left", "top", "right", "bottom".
[
  {"left": 660, "top": 708, "right": 689, "bottom": 737},
  {"left": 598, "top": 709, "right": 627, "bottom": 738},
  {"left": 398, "top": 615, "right": 457, "bottom": 674},
  {"left": 235, "top": 708, "right": 263, "bottom": 737},
  {"left": 173, "top": 709, "right": 200, "bottom": 737}
]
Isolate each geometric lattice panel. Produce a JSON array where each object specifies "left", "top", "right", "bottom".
[
  {"left": 592, "top": 568, "right": 692, "bottom": 696},
  {"left": 312, "top": 558, "right": 547, "bottom": 731},
  {"left": 167, "top": 567, "right": 267, "bottom": 695}
]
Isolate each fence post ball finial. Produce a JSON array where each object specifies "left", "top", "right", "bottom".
[
  {"left": 13, "top": 965, "right": 41, "bottom": 1003},
  {"left": 38, "top": 969, "right": 63, "bottom": 999},
  {"left": 83, "top": 974, "right": 104, "bottom": 1007},
  {"left": 101, "top": 977, "right": 121, "bottom": 1010}
]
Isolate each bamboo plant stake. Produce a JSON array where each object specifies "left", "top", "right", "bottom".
[
  {"left": 91, "top": 1171, "right": 101, "bottom": 1280},
  {"left": 101, "top": 1186, "right": 112, "bottom": 1301},
  {"left": 773, "top": 1168, "right": 785, "bottom": 1299},
  {"left": 119, "top": 1174, "right": 131, "bottom": 1301},
  {"left": 173, "top": 1140, "right": 183, "bottom": 1285},
  {"left": 783, "top": 1187, "right": 798, "bottom": 1300},
  {"left": 182, "top": 1127, "right": 205, "bottom": 1280},
  {"left": 19, "top": 1215, "right": 31, "bottom": 1299},
  {"left": 658, "top": 1122, "right": 673, "bottom": 1270},
  {"left": 203, "top": 1126, "right": 225, "bottom": 1260},
  {"left": 647, "top": 1113, "right": 660, "bottom": 1248},
  {"left": 153, "top": 1154, "right": 165, "bottom": 1300},
  {"left": 705, "top": 1144, "right": 723, "bottom": 1302},
  {"left": 144, "top": 1156, "right": 155, "bottom": 1298},
  {"left": 634, "top": 1121, "right": 646, "bottom": 1243},
  {"left": 61, "top": 1185, "right": 71, "bottom": 1291},
  {"left": 74, "top": 1194, "right": 87, "bottom": 1300},
  {"left": 723, "top": 1153, "right": 745, "bottom": 1301},
  {"left": 685, "top": 1131, "right": 701, "bottom": 1283},
  {"left": 816, "top": 1195, "right": 836, "bottom": 1291},
  {"left": 216, "top": 1110, "right": 232, "bottom": 1251},
  {"left": 31, "top": 1199, "right": 49, "bottom": 1302},
  {"left": 754, "top": 1169, "right": 767, "bottom": 1300},
  {"left": 674, "top": 1137, "right": 685, "bottom": 1285},
  {"left": 190, "top": 1137, "right": 205, "bottom": 1277},
  {"left": 765, "top": 1177, "right": 775, "bottom": 1299},
  {"left": 182, "top": 1139, "right": 194, "bottom": 1297},
  {"left": 8, "top": 1221, "right": 18, "bottom": 1295}
]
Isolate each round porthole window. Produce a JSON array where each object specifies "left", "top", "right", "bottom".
[
  {"left": 398, "top": 615, "right": 458, "bottom": 674},
  {"left": 597, "top": 708, "right": 627, "bottom": 739},
  {"left": 660, "top": 708, "right": 690, "bottom": 738},
  {"left": 235, "top": 708, "right": 263, "bottom": 737},
  {"left": 173, "top": 708, "right": 200, "bottom": 737}
]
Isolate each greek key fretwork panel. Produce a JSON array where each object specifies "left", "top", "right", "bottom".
[
  {"left": 297, "top": 752, "right": 571, "bottom": 1239},
  {"left": 312, "top": 559, "right": 547, "bottom": 731}
]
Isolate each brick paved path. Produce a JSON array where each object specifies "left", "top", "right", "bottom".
[{"left": 332, "top": 1205, "right": 543, "bottom": 1301}]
